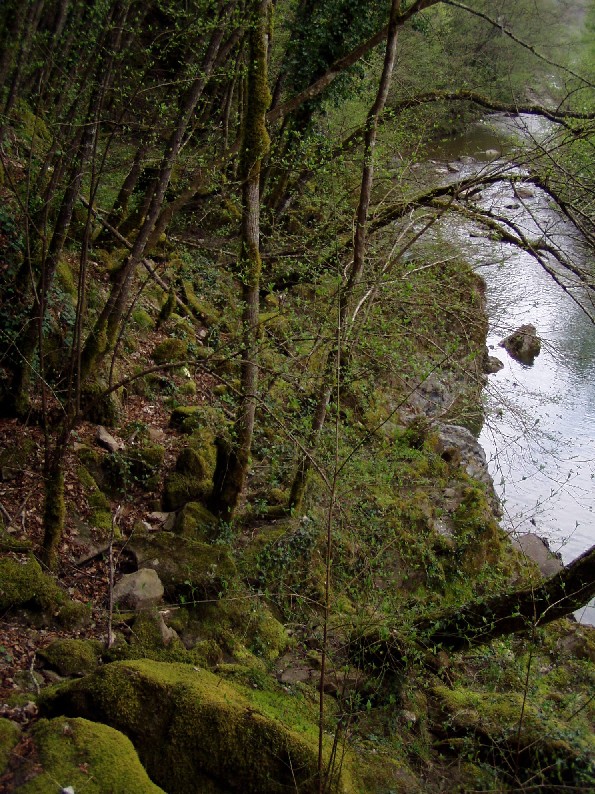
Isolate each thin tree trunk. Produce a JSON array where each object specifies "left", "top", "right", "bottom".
[
  {"left": 80, "top": 5, "right": 234, "bottom": 379},
  {"left": 211, "top": 0, "right": 271, "bottom": 521},
  {"left": 288, "top": 0, "right": 401, "bottom": 512}
]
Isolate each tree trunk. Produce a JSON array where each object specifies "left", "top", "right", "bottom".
[
  {"left": 211, "top": 0, "right": 271, "bottom": 521},
  {"left": 355, "top": 544, "right": 595, "bottom": 671},
  {"left": 288, "top": 0, "right": 401, "bottom": 512},
  {"left": 80, "top": 6, "right": 234, "bottom": 380},
  {"left": 418, "top": 543, "right": 595, "bottom": 652},
  {"left": 41, "top": 456, "right": 66, "bottom": 570}
]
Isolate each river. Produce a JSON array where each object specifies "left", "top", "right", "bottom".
[{"left": 417, "top": 113, "right": 595, "bottom": 623}]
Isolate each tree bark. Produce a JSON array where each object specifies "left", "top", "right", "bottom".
[
  {"left": 418, "top": 543, "right": 595, "bottom": 652},
  {"left": 355, "top": 545, "right": 595, "bottom": 670},
  {"left": 211, "top": 0, "right": 271, "bottom": 521}
]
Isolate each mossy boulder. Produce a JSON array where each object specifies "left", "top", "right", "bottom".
[
  {"left": 15, "top": 716, "right": 164, "bottom": 793},
  {"left": 127, "top": 531, "right": 237, "bottom": 601},
  {"left": 191, "top": 598, "right": 290, "bottom": 663},
  {"left": 38, "top": 639, "right": 103, "bottom": 677},
  {"left": 81, "top": 379, "right": 121, "bottom": 426},
  {"left": 132, "top": 308, "right": 154, "bottom": 330},
  {"left": 0, "top": 718, "right": 20, "bottom": 775},
  {"left": 151, "top": 338, "right": 188, "bottom": 364},
  {"left": 182, "top": 280, "right": 219, "bottom": 326},
  {"left": 0, "top": 557, "right": 90, "bottom": 628},
  {"left": 173, "top": 501, "right": 217, "bottom": 541},
  {"left": 162, "top": 430, "right": 217, "bottom": 510},
  {"left": 77, "top": 465, "right": 112, "bottom": 533},
  {"left": 170, "top": 405, "right": 206, "bottom": 433},
  {"left": 42, "top": 659, "right": 356, "bottom": 793}
]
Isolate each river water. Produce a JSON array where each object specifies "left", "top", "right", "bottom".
[{"left": 418, "top": 114, "right": 595, "bottom": 623}]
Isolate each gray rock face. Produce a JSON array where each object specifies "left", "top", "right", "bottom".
[
  {"left": 499, "top": 324, "right": 541, "bottom": 365},
  {"left": 513, "top": 533, "right": 563, "bottom": 578},
  {"left": 113, "top": 569, "right": 164, "bottom": 610},
  {"left": 435, "top": 423, "right": 501, "bottom": 516}
]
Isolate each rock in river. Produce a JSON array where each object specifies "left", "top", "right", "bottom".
[{"left": 499, "top": 324, "right": 541, "bottom": 365}]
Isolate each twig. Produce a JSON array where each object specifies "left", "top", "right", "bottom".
[
  {"left": 107, "top": 505, "right": 121, "bottom": 649},
  {"left": 29, "top": 653, "right": 40, "bottom": 695}
]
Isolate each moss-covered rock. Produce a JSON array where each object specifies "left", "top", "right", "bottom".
[
  {"left": 38, "top": 639, "right": 103, "bottom": 677},
  {"left": 0, "top": 556, "right": 89, "bottom": 628},
  {"left": 151, "top": 338, "right": 188, "bottom": 364},
  {"left": 42, "top": 660, "right": 356, "bottom": 793},
  {"left": 127, "top": 531, "right": 237, "bottom": 601},
  {"left": 191, "top": 597, "right": 290, "bottom": 663},
  {"left": 182, "top": 280, "right": 219, "bottom": 326},
  {"left": 0, "top": 718, "right": 20, "bottom": 775},
  {"left": 15, "top": 716, "right": 164, "bottom": 793},
  {"left": 169, "top": 404, "right": 225, "bottom": 435},
  {"left": 81, "top": 379, "right": 121, "bottom": 426},
  {"left": 132, "top": 308, "right": 154, "bottom": 330},
  {"left": 162, "top": 430, "right": 217, "bottom": 510},
  {"left": 77, "top": 465, "right": 113, "bottom": 533},
  {"left": 173, "top": 501, "right": 217, "bottom": 541}
]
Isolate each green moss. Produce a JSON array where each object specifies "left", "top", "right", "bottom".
[
  {"left": 169, "top": 405, "right": 224, "bottom": 434},
  {"left": 182, "top": 281, "right": 219, "bottom": 325},
  {"left": 127, "top": 532, "right": 237, "bottom": 602},
  {"left": 55, "top": 259, "right": 77, "bottom": 299},
  {"left": 132, "top": 308, "right": 154, "bottom": 329},
  {"left": 42, "top": 660, "right": 357, "bottom": 793},
  {"left": 0, "top": 556, "right": 62, "bottom": 612},
  {"left": 433, "top": 683, "right": 595, "bottom": 786},
  {"left": 81, "top": 379, "right": 121, "bottom": 426},
  {"left": 193, "top": 596, "right": 290, "bottom": 662},
  {"left": 151, "top": 338, "right": 188, "bottom": 364},
  {"left": 179, "top": 379, "right": 197, "bottom": 396},
  {"left": 77, "top": 465, "right": 113, "bottom": 533},
  {"left": 0, "top": 556, "right": 90, "bottom": 628},
  {"left": 173, "top": 501, "right": 217, "bottom": 541},
  {"left": 18, "top": 717, "right": 164, "bottom": 793},
  {"left": 0, "top": 717, "right": 20, "bottom": 775},
  {"left": 163, "top": 430, "right": 217, "bottom": 509},
  {"left": 39, "top": 639, "right": 103, "bottom": 677}
]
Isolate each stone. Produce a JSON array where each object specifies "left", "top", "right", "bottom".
[
  {"left": 127, "top": 532, "right": 236, "bottom": 601},
  {"left": 516, "top": 186, "right": 535, "bottom": 199},
  {"left": 173, "top": 501, "right": 217, "bottom": 541},
  {"left": 512, "top": 533, "right": 563, "bottom": 578},
  {"left": 499, "top": 323, "right": 541, "bottom": 364},
  {"left": 96, "top": 426, "right": 124, "bottom": 453},
  {"left": 113, "top": 569, "right": 164, "bottom": 611},
  {"left": 41, "top": 661, "right": 356, "bottom": 793},
  {"left": 504, "top": 202, "right": 521, "bottom": 210},
  {"left": 23, "top": 716, "right": 165, "bottom": 793},
  {"left": 485, "top": 148, "right": 500, "bottom": 159},
  {"left": 447, "top": 163, "right": 460, "bottom": 173},
  {"left": 485, "top": 355, "right": 504, "bottom": 374}
]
